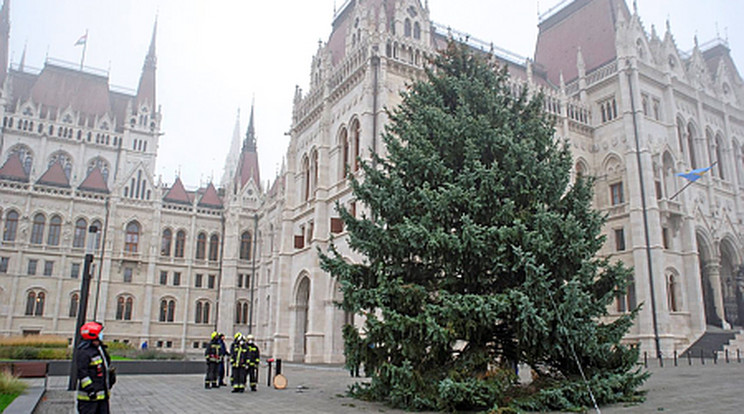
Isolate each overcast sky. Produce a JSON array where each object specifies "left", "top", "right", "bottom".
[{"left": 8, "top": 0, "right": 742, "bottom": 190}]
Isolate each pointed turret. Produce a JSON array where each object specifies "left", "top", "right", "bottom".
[
  {"left": 235, "top": 103, "right": 261, "bottom": 190},
  {"left": 0, "top": 0, "right": 10, "bottom": 86},
  {"left": 18, "top": 42, "right": 25, "bottom": 72},
  {"left": 136, "top": 18, "right": 157, "bottom": 109},
  {"left": 221, "top": 109, "right": 243, "bottom": 188}
]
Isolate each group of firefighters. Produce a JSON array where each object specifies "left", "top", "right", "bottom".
[{"left": 205, "top": 331, "right": 260, "bottom": 393}]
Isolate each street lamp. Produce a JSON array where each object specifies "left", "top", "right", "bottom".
[{"left": 68, "top": 225, "right": 99, "bottom": 390}]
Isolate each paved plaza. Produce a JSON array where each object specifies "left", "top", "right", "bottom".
[{"left": 34, "top": 362, "right": 744, "bottom": 413}]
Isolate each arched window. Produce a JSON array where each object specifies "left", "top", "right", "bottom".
[
  {"left": 716, "top": 134, "right": 725, "bottom": 180},
  {"left": 116, "top": 296, "right": 134, "bottom": 320},
  {"left": 404, "top": 18, "right": 411, "bottom": 37},
  {"left": 73, "top": 218, "right": 87, "bottom": 248},
  {"left": 302, "top": 155, "right": 310, "bottom": 201},
  {"left": 25, "top": 291, "right": 45, "bottom": 316},
  {"left": 310, "top": 149, "right": 319, "bottom": 195},
  {"left": 616, "top": 276, "right": 636, "bottom": 313},
  {"left": 159, "top": 298, "right": 175, "bottom": 322},
  {"left": 676, "top": 118, "right": 686, "bottom": 155},
  {"left": 3, "top": 210, "right": 19, "bottom": 241},
  {"left": 161, "top": 229, "right": 172, "bottom": 257},
  {"left": 47, "top": 215, "right": 62, "bottom": 246},
  {"left": 30, "top": 213, "right": 45, "bottom": 245},
  {"left": 240, "top": 231, "right": 252, "bottom": 260},
  {"left": 195, "top": 233, "right": 207, "bottom": 260},
  {"left": 124, "top": 221, "right": 140, "bottom": 253},
  {"left": 48, "top": 151, "right": 73, "bottom": 179},
  {"left": 69, "top": 293, "right": 79, "bottom": 318},
  {"left": 195, "top": 300, "right": 211, "bottom": 324},
  {"left": 687, "top": 123, "right": 698, "bottom": 168},
  {"left": 667, "top": 274, "right": 679, "bottom": 312},
  {"left": 91, "top": 220, "right": 102, "bottom": 250},
  {"left": 175, "top": 230, "right": 186, "bottom": 258},
  {"left": 413, "top": 21, "right": 421, "bottom": 39},
  {"left": 208, "top": 234, "right": 220, "bottom": 261},
  {"left": 340, "top": 128, "right": 349, "bottom": 179},
  {"left": 351, "top": 119, "right": 361, "bottom": 171},
  {"left": 235, "top": 301, "right": 249, "bottom": 324}
]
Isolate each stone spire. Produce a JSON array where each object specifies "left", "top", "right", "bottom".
[{"left": 136, "top": 17, "right": 157, "bottom": 109}]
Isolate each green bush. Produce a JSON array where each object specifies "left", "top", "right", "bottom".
[
  {"left": 0, "top": 335, "right": 67, "bottom": 348},
  {"left": 105, "top": 342, "right": 134, "bottom": 352},
  {"left": 36, "top": 348, "right": 70, "bottom": 360},
  {"left": 9, "top": 347, "right": 39, "bottom": 360},
  {"left": 134, "top": 350, "right": 185, "bottom": 360}
]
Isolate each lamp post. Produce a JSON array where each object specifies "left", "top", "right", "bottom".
[{"left": 68, "top": 225, "right": 99, "bottom": 390}]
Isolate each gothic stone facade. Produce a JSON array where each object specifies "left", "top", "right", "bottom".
[{"left": 1, "top": 0, "right": 743, "bottom": 362}]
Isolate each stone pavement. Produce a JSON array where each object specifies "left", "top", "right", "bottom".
[{"left": 35, "top": 362, "right": 744, "bottom": 413}]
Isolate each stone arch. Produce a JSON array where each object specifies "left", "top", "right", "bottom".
[
  {"left": 696, "top": 229, "right": 721, "bottom": 326},
  {"left": 665, "top": 267, "right": 683, "bottom": 312},
  {"left": 719, "top": 236, "right": 742, "bottom": 326},
  {"left": 661, "top": 150, "right": 677, "bottom": 199},
  {"left": 292, "top": 273, "right": 311, "bottom": 361}
]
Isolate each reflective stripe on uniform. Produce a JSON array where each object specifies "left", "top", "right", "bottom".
[
  {"left": 77, "top": 390, "right": 108, "bottom": 401},
  {"left": 89, "top": 356, "right": 103, "bottom": 366},
  {"left": 80, "top": 376, "right": 93, "bottom": 388}
]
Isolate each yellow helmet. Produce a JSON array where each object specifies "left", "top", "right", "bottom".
[
  {"left": 234, "top": 332, "right": 243, "bottom": 340},
  {"left": 245, "top": 334, "right": 254, "bottom": 341},
  {"left": 211, "top": 331, "right": 218, "bottom": 340}
]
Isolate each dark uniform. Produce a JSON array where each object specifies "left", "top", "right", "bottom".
[
  {"left": 230, "top": 333, "right": 248, "bottom": 392},
  {"left": 204, "top": 332, "right": 221, "bottom": 388},
  {"left": 245, "top": 335, "right": 260, "bottom": 391},
  {"left": 218, "top": 334, "right": 228, "bottom": 386},
  {"left": 76, "top": 323, "right": 114, "bottom": 414}
]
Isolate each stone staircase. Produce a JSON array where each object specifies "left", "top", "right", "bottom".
[
  {"left": 681, "top": 326, "right": 737, "bottom": 359},
  {"left": 720, "top": 330, "right": 744, "bottom": 360}
]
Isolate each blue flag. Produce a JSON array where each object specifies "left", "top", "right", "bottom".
[{"left": 676, "top": 164, "right": 714, "bottom": 182}]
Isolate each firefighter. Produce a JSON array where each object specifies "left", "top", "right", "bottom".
[
  {"left": 204, "top": 331, "right": 221, "bottom": 389},
  {"left": 229, "top": 332, "right": 248, "bottom": 393},
  {"left": 217, "top": 333, "right": 228, "bottom": 386},
  {"left": 245, "top": 334, "right": 260, "bottom": 391},
  {"left": 76, "top": 321, "right": 115, "bottom": 414}
]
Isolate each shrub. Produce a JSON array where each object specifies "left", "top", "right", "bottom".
[
  {"left": 0, "top": 370, "right": 28, "bottom": 394},
  {"left": 105, "top": 341, "right": 135, "bottom": 352},
  {"left": 0, "top": 335, "right": 68, "bottom": 348}
]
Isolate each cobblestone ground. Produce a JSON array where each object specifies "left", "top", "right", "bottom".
[{"left": 36, "top": 361, "right": 744, "bottom": 413}]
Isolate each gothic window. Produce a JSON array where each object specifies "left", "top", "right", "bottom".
[
  {"left": 676, "top": 118, "right": 686, "bottom": 155},
  {"left": 124, "top": 221, "right": 140, "bottom": 254},
  {"left": 687, "top": 123, "right": 698, "bottom": 168},
  {"left": 161, "top": 229, "right": 172, "bottom": 257},
  {"left": 716, "top": 134, "right": 725, "bottom": 180},
  {"left": 175, "top": 230, "right": 186, "bottom": 258},
  {"left": 414, "top": 22, "right": 421, "bottom": 40},
  {"left": 195, "top": 300, "right": 211, "bottom": 324},
  {"left": 91, "top": 220, "right": 102, "bottom": 250},
  {"left": 240, "top": 231, "right": 252, "bottom": 260},
  {"left": 3, "top": 210, "right": 19, "bottom": 241},
  {"left": 351, "top": 119, "right": 361, "bottom": 171},
  {"left": 73, "top": 218, "right": 87, "bottom": 248},
  {"left": 195, "top": 232, "right": 207, "bottom": 260},
  {"left": 667, "top": 274, "right": 680, "bottom": 312},
  {"left": 159, "top": 298, "right": 175, "bottom": 322},
  {"left": 404, "top": 18, "right": 411, "bottom": 37},
  {"left": 652, "top": 99, "right": 661, "bottom": 121},
  {"left": 641, "top": 94, "right": 649, "bottom": 116},
  {"left": 30, "top": 213, "right": 45, "bottom": 245},
  {"left": 339, "top": 127, "right": 349, "bottom": 179},
  {"left": 610, "top": 182, "right": 624, "bottom": 205},
  {"left": 636, "top": 38, "right": 644, "bottom": 59},
  {"left": 235, "top": 301, "right": 249, "bottom": 324},
  {"left": 208, "top": 234, "right": 219, "bottom": 261},
  {"left": 616, "top": 276, "right": 636, "bottom": 313},
  {"left": 302, "top": 155, "right": 310, "bottom": 201},
  {"left": 310, "top": 149, "right": 319, "bottom": 195},
  {"left": 47, "top": 215, "right": 62, "bottom": 246},
  {"left": 69, "top": 293, "right": 79, "bottom": 318},
  {"left": 598, "top": 97, "right": 617, "bottom": 123},
  {"left": 116, "top": 295, "right": 134, "bottom": 320},
  {"left": 25, "top": 291, "right": 45, "bottom": 316},
  {"left": 614, "top": 228, "right": 626, "bottom": 251}
]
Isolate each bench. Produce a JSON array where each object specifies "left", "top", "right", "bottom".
[{"left": 0, "top": 361, "right": 48, "bottom": 378}]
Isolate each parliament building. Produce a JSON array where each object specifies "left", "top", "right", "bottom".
[{"left": 1, "top": 0, "right": 743, "bottom": 362}]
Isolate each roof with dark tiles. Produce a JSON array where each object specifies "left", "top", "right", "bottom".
[
  {"left": 36, "top": 160, "right": 71, "bottom": 188},
  {"left": 163, "top": 177, "right": 192, "bottom": 205},
  {"left": 198, "top": 183, "right": 223, "bottom": 209},
  {"left": 0, "top": 153, "right": 29, "bottom": 182},
  {"left": 78, "top": 167, "right": 109, "bottom": 193}
]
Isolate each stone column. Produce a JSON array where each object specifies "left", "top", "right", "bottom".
[{"left": 705, "top": 260, "right": 730, "bottom": 329}]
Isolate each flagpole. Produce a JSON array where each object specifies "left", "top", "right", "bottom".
[
  {"left": 670, "top": 161, "right": 718, "bottom": 200},
  {"left": 79, "top": 29, "right": 88, "bottom": 70}
]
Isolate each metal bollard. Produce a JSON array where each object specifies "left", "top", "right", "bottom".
[
  {"left": 267, "top": 358, "right": 273, "bottom": 387},
  {"left": 700, "top": 349, "right": 705, "bottom": 365},
  {"left": 673, "top": 350, "right": 677, "bottom": 367},
  {"left": 276, "top": 358, "right": 282, "bottom": 376},
  {"left": 738, "top": 349, "right": 741, "bottom": 363},
  {"left": 713, "top": 350, "right": 718, "bottom": 364},
  {"left": 726, "top": 350, "right": 729, "bottom": 364},
  {"left": 643, "top": 351, "right": 648, "bottom": 368},
  {"left": 687, "top": 350, "right": 692, "bottom": 366}
]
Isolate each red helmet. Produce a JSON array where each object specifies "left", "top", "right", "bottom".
[{"left": 80, "top": 321, "right": 103, "bottom": 340}]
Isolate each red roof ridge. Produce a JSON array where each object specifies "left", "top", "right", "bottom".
[
  {"left": 78, "top": 167, "right": 109, "bottom": 193},
  {"left": 0, "top": 153, "right": 30, "bottom": 182},
  {"left": 198, "top": 182, "right": 223, "bottom": 209},
  {"left": 37, "top": 160, "right": 71, "bottom": 188},
  {"left": 163, "top": 176, "right": 191, "bottom": 204}
]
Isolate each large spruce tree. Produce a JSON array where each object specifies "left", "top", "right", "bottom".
[{"left": 320, "top": 42, "right": 646, "bottom": 412}]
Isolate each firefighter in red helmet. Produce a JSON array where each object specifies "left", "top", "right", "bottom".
[{"left": 76, "top": 321, "right": 115, "bottom": 414}]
